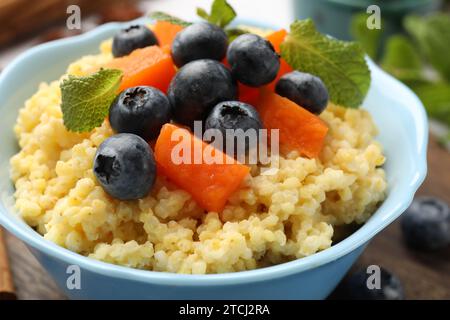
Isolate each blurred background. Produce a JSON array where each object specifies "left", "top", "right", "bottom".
[{"left": 0, "top": 0, "right": 449, "bottom": 300}]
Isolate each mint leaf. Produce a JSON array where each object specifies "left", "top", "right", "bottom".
[
  {"left": 196, "top": 8, "right": 210, "bottom": 21},
  {"left": 381, "top": 35, "right": 425, "bottom": 84},
  {"left": 210, "top": 0, "right": 236, "bottom": 28},
  {"left": 350, "top": 13, "right": 383, "bottom": 60},
  {"left": 148, "top": 11, "right": 191, "bottom": 27},
  {"left": 197, "top": 0, "right": 236, "bottom": 28},
  {"left": 60, "top": 69, "right": 122, "bottom": 133},
  {"left": 281, "top": 19, "right": 371, "bottom": 108},
  {"left": 405, "top": 14, "right": 450, "bottom": 81},
  {"left": 412, "top": 82, "right": 450, "bottom": 126}
]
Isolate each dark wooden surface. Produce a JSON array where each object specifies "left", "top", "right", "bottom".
[
  {"left": 3, "top": 134, "right": 449, "bottom": 300},
  {"left": 4, "top": 231, "right": 66, "bottom": 300},
  {"left": 354, "top": 133, "right": 450, "bottom": 299}
]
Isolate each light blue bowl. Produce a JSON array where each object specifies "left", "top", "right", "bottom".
[{"left": 0, "top": 19, "right": 428, "bottom": 300}]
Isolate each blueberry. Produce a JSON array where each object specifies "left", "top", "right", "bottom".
[
  {"left": 168, "top": 59, "right": 237, "bottom": 128},
  {"left": 109, "top": 86, "right": 171, "bottom": 140},
  {"left": 94, "top": 134, "right": 156, "bottom": 200},
  {"left": 336, "top": 267, "right": 404, "bottom": 300},
  {"left": 112, "top": 24, "right": 158, "bottom": 57},
  {"left": 276, "top": 71, "right": 329, "bottom": 114},
  {"left": 171, "top": 22, "right": 228, "bottom": 68},
  {"left": 204, "top": 101, "right": 262, "bottom": 157},
  {"left": 227, "top": 34, "right": 280, "bottom": 87},
  {"left": 401, "top": 196, "right": 450, "bottom": 251}
]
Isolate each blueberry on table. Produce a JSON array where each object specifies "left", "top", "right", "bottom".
[
  {"left": 109, "top": 86, "right": 171, "bottom": 140},
  {"left": 168, "top": 59, "right": 237, "bottom": 128},
  {"left": 275, "top": 71, "right": 329, "bottom": 115},
  {"left": 401, "top": 196, "right": 450, "bottom": 251},
  {"left": 204, "top": 101, "right": 262, "bottom": 157},
  {"left": 227, "top": 34, "right": 280, "bottom": 87},
  {"left": 94, "top": 134, "right": 156, "bottom": 200},
  {"left": 337, "top": 267, "right": 404, "bottom": 300},
  {"left": 171, "top": 22, "right": 228, "bottom": 68},
  {"left": 112, "top": 24, "right": 158, "bottom": 57}
]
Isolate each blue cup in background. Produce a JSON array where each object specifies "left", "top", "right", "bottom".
[{"left": 294, "top": 0, "right": 442, "bottom": 41}]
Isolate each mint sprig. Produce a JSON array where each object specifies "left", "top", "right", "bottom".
[
  {"left": 196, "top": 0, "right": 236, "bottom": 28},
  {"left": 150, "top": 1, "right": 240, "bottom": 41},
  {"left": 148, "top": 11, "right": 191, "bottom": 27},
  {"left": 281, "top": 19, "right": 371, "bottom": 109},
  {"left": 60, "top": 69, "right": 122, "bottom": 133}
]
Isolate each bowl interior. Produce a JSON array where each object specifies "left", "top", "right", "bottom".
[{"left": 0, "top": 19, "right": 428, "bottom": 282}]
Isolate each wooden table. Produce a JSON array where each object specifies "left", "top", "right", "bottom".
[
  {"left": 3, "top": 134, "right": 450, "bottom": 300},
  {"left": 354, "top": 133, "right": 450, "bottom": 299}
]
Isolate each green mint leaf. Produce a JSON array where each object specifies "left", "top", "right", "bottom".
[
  {"left": 148, "top": 11, "right": 191, "bottom": 27},
  {"left": 60, "top": 69, "right": 122, "bottom": 133},
  {"left": 196, "top": 8, "right": 210, "bottom": 21},
  {"left": 350, "top": 13, "right": 383, "bottom": 60},
  {"left": 412, "top": 82, "right": 450, "bottom": 126},
  {"left": 405, "top": 14, "right": 450, "bottom": 81},
  {"left": 210, "top": 0, "right": 236, "bottom": 28},
  {"left": 380, "top": 35, "right": 425, "bottom": 84},
  {"left": 281, "top": 19, "right": 371, "bottom": 108},
  {"left": 226, "top": 28, "right": 248, "bottom": 41},
  {"left": 197, "top": 0, "right": 236, "bottom": 28}
]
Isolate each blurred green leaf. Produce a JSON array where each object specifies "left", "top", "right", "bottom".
[
  {"left": 380, "top": 35, "right": 425, "bottom": 84},
  {"left": 148, "top": 11, "right": 191, "bottom": 27},
  {"left": 350, "top": 13, "right": 383, "bottom": 60},
  {"left": 196, "top": 8, "right": 210, "bottom": 20},
  {"left": 438, "top": 132, "right": 450, "bottom": 149},
  {"left": 404, "top": 14, "right": 450, "bottom": 81},
  {"left": 412, "top": 82, "right": 450, "bottom": 126},
  {"left": 197, "top": 0, "right": 236, "bottom": 28}
]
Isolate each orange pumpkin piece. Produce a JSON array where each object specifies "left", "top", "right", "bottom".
[
  {"left": 153, "top": 21, "right": 184, "bottom": 52},
  {"left": 266, "top": 29, "right": 287, "bottom": 52},
  {"left": 154, "top": 123, "right": 250, "bottom": 212},
  {"left": 257, "top": 90, "right": 328, "bottom": 158},
  {"left": 265, "top": 29, "right": 294, "bottom": 91},
  {"left": 105, "top": 46, "right": 176, "bottom": 93}
]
